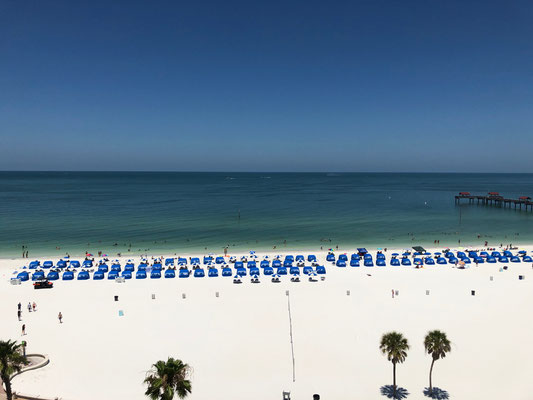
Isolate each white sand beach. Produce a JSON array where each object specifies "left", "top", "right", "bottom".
[{"left": 2, "top": 246, "right": 533, "bottom": 400}]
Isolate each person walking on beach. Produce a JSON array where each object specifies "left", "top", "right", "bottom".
[
  {"left": 58, "top": 312, "right": 63, "bottom": 323},
  {"left": 17, "top": 310, "right": 22, "bottom": 321},
  {"left": 27, "top": 302, "right": 32, "bottom": 313},
  {"left": 21, "top": 324, "right": 26, "bottom": 335},
  {"left": 18, "top": 302, "right": 21, "bottom": 312},
  {"left": 32, "top": 302, "right": 37, "bottom": 311}
]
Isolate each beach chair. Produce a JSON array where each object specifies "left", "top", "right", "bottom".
[
  {"left": 135, "top": 271, "right": 147, "bottom": 279},
  {"left": 193, "top": 269, "right": 205, "bottom": 278},
  {"left": 486, "top": 257, "right": 497, "bottom": 263},
  {"left": 17, "top": 272, "right": 29, "bottom": 281},
  {"left": 57, "top": 260, "right": 67, "bottom": 268},
  {"left": 179, "top": 269, "right": 190, "bottom": 278},
  {"left": 303, "top": 266, "right": 313, "bottom": 275},
  {"left": 401, "top": 258, "right": 411, "bottom": 266},
  {"left": 98, "top": 264, "right": 109, "bottom": 273},
  {"left": 247, "top": 261, "right": 257, "bottom": 268},
  {"left": 32, "top": 271, "right": 45, "bottom": 281},
  {"left": 221, "top": 267, "right": 232, "bottom": 277},
  {"left": 316, "top": 266, "right": 326, "bottom": 274},
  {"left": 93, "top": 271, "right": 105, "bottom": 280},
  {"left": 29, "top": 261, "right": 40, "bottom": 269},
  {"left": 215, "top": 257, "right": 224, "bottom": 264},
  {"left": 425, "top": 257, "right": 435, "bottom": 265},
  {"left": 350, "top": 259, "right": 360, "bottom": 267},
  {"left": 436, "top": 257, "right": 446, "bottom": 265},
  {"left": 364, "top": 260, "right": 374, "bottom": 267},
  {"left": 164, "top": 270, "right": 176, "bottom": 278},
  {"left": 108, "top": 271, "right": 119, "bottom": 280},
  {"left": 121, "top": 271, "right": 132, "bottom": 279},
  {"left": 277, "top": 267, "right": 287, "bottom": 275},
  {"left": 376, "top": 259, "right": 386, "bottom": 267},
  {"left": 272, "top": 260, "right": 282, "bottom": 268},
  {"left": 336, "top": 259, "right": 347, "bottom": 267},
  {"left": 326, "top": 253, "right": 335, "bottom": 262},
  {"left": 260, "top": 260, "right": 270, "bottom": 268},
  {"left": 290, "top": 266, "right": 300, "bottom": 275},
  {"left": 307, "top": 255, "right": 317, "bottom": 262},
  {"left": 263, "top": 266, "right": 274, "bottom": 275},
  {"left": 77, "top": 271, "right": 90, "bottom": 280},
  {"left": 511, "top": 256, "right": 521, "bottom": 263},
  {"left": 208, "top": 268, "right": 219, "bottom": 277},
  {"left": 249, "top": 267, "right": 260, "bottom": 276},
  {"left": 43, "top": 261, "right": 53, "bottom": 268},
  {"left": 236, "top": 267, "right": 247, "bottom": 276}
]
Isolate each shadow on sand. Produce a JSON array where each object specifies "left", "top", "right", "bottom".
[
  {"left": 423, "top": 387, "right": 450, "bottom": 399},
  {"left": 380, "top": 385, "right": 409, "bottom": 399}
]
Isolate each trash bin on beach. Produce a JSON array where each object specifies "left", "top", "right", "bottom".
[
  {"left": 519, "top": 275, "right": 524, "bottom": 280},
  {"left": 114, "top": 295, "right": 119, "bottom": 302},
  {"left": 471, "top": 290, "right": 475, "bottom": 296}
]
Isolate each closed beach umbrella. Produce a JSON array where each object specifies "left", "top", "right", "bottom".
[{"left": 392, "top": 253, "right": 399, "bottom": 257}]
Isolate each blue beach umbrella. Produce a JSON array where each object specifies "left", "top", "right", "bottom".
[{"left": 392, "top": 253, "right": 399, "bottom": 256}]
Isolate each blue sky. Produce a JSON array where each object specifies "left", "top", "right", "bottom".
[{"left": 1, "top": 0, "right": 532, "bottom": 172}]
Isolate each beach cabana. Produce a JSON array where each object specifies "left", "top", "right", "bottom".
[
  {"left": 364, "top": 259, "right": 374, "bottom": 267},
  {"left": 193, "top": 269, "right": 205, "bottom": 278},
  {"left": 307, "top": 255, "right": 317, "bottom": 262},
  {"left": 486, "top": 256, "right": 496, "bottom": 263},
  {"left": 336, "top": 259, "right": 346, "bottom": 267},
  {"left": 263, "top": 266, "right": 274, "bottom": 275},
  {"left": 290, "top": 266, "right": 300, "bottom": 275},
  {"left": 151, "top": 270, "right": 161, "bottom": 279},
  {"left": 326, "top": 253, "right": 335, "bottom": 262},
  {"left": 17, "top": 271, "right": 29, "bottom": 281},
  {"left": 350, "top": 259, "right": 360, "bottom": 267},
  {"left": 303, "top": 266, "right": 313, "bottom": 275},
  {"left": 98, "top": 264, "right": 109, "bottom": 273},
  {"left": 179, "top": 269, "right": 190, "bottom": 278},
  {"left": 401, "top": 258, "right": 411, "bottom": 266},
  {"left": 29, "top": 261, "right": 40, "bottom": 269},
  {"left": 108, "top": 271, "right": 119, "bottom": 280},
  {"left": 136, "top": 271, "right": 147, "bottom": 279},
  {"left": 77, "top": 271, "right": 90, "bottom": 280},
  {"left": 250, "top": 267, "right": 260, "bottom": 276},
  {"left": 236, "top": 267, "right": 246, "bottom": 277},
  {"left": 93, "top": 271, "right": 105, "bottom": 280},
  {"left": 456, "top": 251, "right": 466, "bottom": 258},
  {"left": 122, "top": 271, "right": 132, "bottom": 279},
  {"left": 522, "top": 255, "right": 532, "bottom": 262},
  {"left": 277, "top": 266, "right": 287, "bottom": 275},
  {"left": 351, "top": 253, "right": 360, "bottom": 261},
  {"left": 70, "top": 260, "right": 80, "bottom": 268},
  {"left": 316, "top": 265, "right": 326, "bottom": 274},
  {"left": 390, "top": 258, "right": 400, "bottom": 266},
  {"left": 222, "top": 267, "right": 232, "bottom": 277},
  {"left": 207, "top": 268, "right": 218, "bottom": 277},
  {"left": 445, "top": 252, "right": 454, "bottom": 258},
  {"left": 57, "top": 260, "right": 67, "bottom": 268},
  {"left": 43, "top": 261, "right": 53, "bottom": 269},
  {"left": 32, "top": 271, "right": 45, "bottom": 281},
  {"left": 376, "top": 259, "right": 386, "bottom": 267},
  {"left": 511, "top": 256, "right": 521, "bottom": 263},
  {"left": 62, "top": 271, "right": 74, "bottom": 281},
  {"left": 47, "top": 271, "right": 59, "bottom": 280}
]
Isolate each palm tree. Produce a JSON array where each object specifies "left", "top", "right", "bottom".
[
  {"left": 380, "top": 331, "right": 409, "bottom": 398},
  {"left": 424, "top": 330, "right": 451, "bottom": 394},
  {"left": 144, "top": 357, "right": 192, "bottom": 400},
  {"left": 0, "top": 340, "right": 27, "bottom": 400}
]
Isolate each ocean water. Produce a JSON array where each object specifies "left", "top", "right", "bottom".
[{"left": 1, "top": 172, "right": 533, "bottom": 258}]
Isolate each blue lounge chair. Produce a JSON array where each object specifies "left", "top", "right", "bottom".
[
  {"left": 296, "top": 255, "right": 304, "bottom": 261},
  {"left": 277, "top": 267, "right": 287, "bottom": 275},
  {"left": 307, "top": 255, "right": 317, "bottom": 262},
  {"left": 316, "top": 265, "right": 326, "bottom": 274},
  {"left": 457, "top": 251, "right": 466, "bottom": 258},
  {"left": 326, "top": 253, "right": 335, "bottom": 262},
  {"left": 138, "top": 263, "right": 147, "bottom": 271},
  {"left": 43, "top": 261, "right": 53, "bottom": 268},
  {"left": 283, "top": 260, "right": 293, "bottom": 268},
  {"left": 98, "top": 264, "right": 108, "bottom": 273},
  {"left": 250, "top": 267, "right": 260, "bottom": 276},
  {"left": 29, "top": 261, "right": 40, "bottom": 269},
  {"left": 303, "top": 266, "right": 313, "bottom": 275},
  {"left": 364, "top": 259, "right": 374, "bottom": 267},
  {"left": 436, "top": 257, "right": 447, "bottom": 264},
  {"left": 111, "top": 264, "right": 121, "bottom": 272},
  {"left": 448, "top": 257, "right": 459, "bottom": 264},
  {"left": 179, "top": 269, "right": 190, "bottom": 278},
  {"left": 191, "top": 257, "right": 200, "bottom": 264},
  {"left": 236, "top": 267, "right": 246, "bottom": 277},
  {"left": 260, "top": 260, "right": 270, "bottom": 268},
  {"left": 498, "top": 256, "right": 509, "bottom": 263},
  {"left": 165, "top": 258, "right": 175, "bottom": 266},
  {"left": 235, "top": 261, "right": 244, "bottom": 269},
  {"left": 461, "top": 258, "right": 471, "bottom": 264},
  {"left": 93, "top": 271, "right": 105, "bottom": 280},
  {"left": 136, "top": 271, "right": 147, "bottom": 279},
  {"left": 32, "top": 271, "right": 45, "bottom": 281},
  {"left": 122, "top": 271, "right": 132, "bottom": 279},
  {"left": 285, "top": 255, "right": 294, "bottom": 263},
  {"left": 390, "top": 258, "right": 400, "bottom": 266},
  {"left": 222, "top": 267, "right": 232, "bottom": 276},
  {"left": 125, "top": 263, "right": 135, "bottom": 272},
  {"left": 82, "top": 260, "right": 93, "bottom": 268},
  {"left": 523, "top": 256, "right": 533, "bottom": 262},
  {"left": 152, "top": 263, "right": 162, "bottom": 270},
  {"left": 290, "top": 266, "right": 300, "bottom": 275},
  {"left": 47, "top": 271, "right": 59, "bottom": 280},
  {"left": 263, "top": 266, "right": 274, "bottom": 275},
  {"left": 336, "top": 259, "right": 347, "bottom": 267},
  {"left": 208, "top": 268, "right": 218, "bottom": 277},
  {"left": 203, "top": 256, "right": 213, "bottom": 264},
  {"left": 77, "top": 271, "right": 90, "bottom": 280},
  {"left": 486, "top": 257, "right": 497, "bottom": 263},
  {"left": 377, "top": 259, "right": 386, "bottom": 267},
  {"left": 193, "top": 269, "right": 205, "bottom": 278},
  {"left": 474, "top": 257, "right": 484, "bottom": 264},
  {"left": 480, "top": 251, "right": 489, "bottom": 257},
  {"left": 178, "top": 257, "right": 187, "bottom": 265},
  {"left": 468, "top": 252, "right": 478, "bottom": 258},
  {"left": 70, "top": 260, "right": 80, "bottom": 268},
  {"left": 401, "top": 258, "right": 411, "bottom": 266},
  {"left": 425, "top": 257, "right": 435, "bottom": 265},
  {"left": 108, "top": 271, "right": 119, "bottom": 280},
  {"left": 491, "top": 251, "right": 501, "bottom": 257},
  {"left": 351, "top": 253, "right": 360, "bottom": 261},
  {"left": 350, "top": 260, "right": 360, "bottom": 267},
  {"left": 57, "top": 260, "right": 67, "bottom": 268},
  {"left": 503, "top": 250, "right": 513, "bottom": 258},
  {"left": 364, "top": 254, "right": 372, "bottom": 260},
  {"left": 339, "top": 254, "right": 348, "bottom": 261},
  {"left": 445, "top": 252, "right": 454, "bottom": 258},
  {"left": 377, "top": 253, "right": 386, "bottom": 260},
  {"left": 272, "top": 260, "right": 282, "bottom": 268},
  {"left": 247, "top": 261, "right": 257, "bottom": 268},
  {"left": 511, "top": 256, "right": 521, "bottom": 263},
  {"left": 151, "top": 270, "right": 161, "bottom": 279}
]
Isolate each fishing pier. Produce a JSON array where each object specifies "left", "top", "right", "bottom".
[{"left": 455, "top": 192, "right": 533, "bottom": 211}]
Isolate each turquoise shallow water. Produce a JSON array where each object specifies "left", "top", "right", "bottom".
[{"left": 1, "top": 172, "right": 533, "bottom": 258}]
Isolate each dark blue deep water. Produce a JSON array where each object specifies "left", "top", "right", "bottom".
[{"left": 1, "top": 172, "right": 533, "bottom": 257}]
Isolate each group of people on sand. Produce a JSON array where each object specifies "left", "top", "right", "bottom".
[{"left": 17, "top": 301, "right": 64, "bottom": 336}]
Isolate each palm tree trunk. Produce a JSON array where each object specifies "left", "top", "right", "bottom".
[
  {"left": 393, "top": 361, "right": 396, "bottom": 398},
  {"left": 429, "top": 358, "right": 435, "bottom": 393},
  {"left": 1, "top": 372, "right": 13, "bottom": 400}
]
